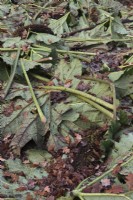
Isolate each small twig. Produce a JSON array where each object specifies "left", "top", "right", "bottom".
[{"left": 20, "top": 59, "right": 47, "bottom": 124}]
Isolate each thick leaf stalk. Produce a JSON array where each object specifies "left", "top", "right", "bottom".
[
  {"left": 41, "top": 85, "right": 114, "bottom": 119},
  {"left": 3, "top": 46, "right": 21, "bottom": 98},
  {"left": 20, "top": 59, "right": 47, "bottom": 124}
]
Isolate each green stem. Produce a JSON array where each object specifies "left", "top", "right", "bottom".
[
  {"left": 0, "top": 45, "right": 95, "bottom": 56},
  {"left": 3, "top": 46, "right": 21, "bottom": 98},
  {"left": 81, "top": 76, "right": 117, "bottom": 119},
  {"left": 32, "top": 45, "right": 96, "bottom": 56},
  {"left": 81, "top": 76, "right": 111, "bottom": 84},
  {"left": 73, "top": 191, "right": 131, "bottom": 200},
  {"left": 41, "top": 85, "right": 114, "bottom": 110},
  {"left": 77, "top": 96, "right": 113, "bottom": 119},
  {"left": 64, "top": 37, "right": 131, "bottom": 42},
  {"left": 20, "top": 59, "right": 47, "bottom": 124},
  {"left": 0, "top": 48, "right": 19, "bottom": 51},
  {"left": 30, "top": 72, "right": 50, "bottom": 82}
]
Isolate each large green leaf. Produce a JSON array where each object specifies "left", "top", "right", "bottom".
[
  {"left": 5, "top": 158, "right": 48, "bottom": 179},
  {"left": 107, "top": 130, "right": 133, "bottom": 168},
  {"left": 109, "top": 69, "right": 133, "bottom": 97},
  {"left": 19, "top": 59, "right": 52, "bottom": 73},
  {"left": 5, "top": 83, "right": 33, "bottom": 101},
  {"left": 0, "top": 156, "right": 48, "bottom": 198},
  {"left": 49, "top": 12, "right": 70, "bottom": 36},
  {"left": 2, "top": 94, "right": 50, "bottom": 148},
  {"left": 89, "top": 82, "right": 112, "bottom": 98},
  {"left": 26, "top": 149, "right": 52, "bottom": 164},
  {"left": 36, "top": 33, "right": 60, "bottom": 44},
  {"left": 55, "top": 58, "right": 82, "bottom": 88},
  {"left": 2, "top": 37, "right": 21, "bottom": 48},
  {"left": 108, "top": 71, "right": 125, "bottom": 82},
  {"left": 112, "top": 17, "right": 127, "bottom": 35}
]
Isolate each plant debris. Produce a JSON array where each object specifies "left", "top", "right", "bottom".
[{"left": 0, "top": 0, "right": 133, "bottom": 199}]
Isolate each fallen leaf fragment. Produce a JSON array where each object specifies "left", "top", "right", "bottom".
[
  {"left": 101, "top": 178, "right": 111, "bottom": 187},
  {"left": 106, "top": 185, "right": 124, "bottom": 194},
  {"left": 44, "top": 186, "right": 51, "bottom": 193},
  {"left": 26, "top": 192, "right": 34, "bottom": 200},
  {"left": 16, "top": 185, "right": 28, "bottom": 191},
  {"left": 126, "top": 173, "right": 133, "bottom": 190},
  {"left": 75, "top": 133, "right": 82, "bottom": 143},
  {"left": 112, "top": 165, "right": 121, "bottom": 175},
  {"left": 64, "top": 136, "right": 71, "bottom": 144},
  {"left": 62, "top": 147, "right": 70, "bottom": 154},
  {"left": 0, "top": 157, "right": 6, "bottom": 162},
  {"left": 46, "top": 196, "right": 55, "bottom": 200}
]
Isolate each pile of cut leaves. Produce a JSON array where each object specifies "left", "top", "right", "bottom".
[{"left": 0, "top": 0, "right": 133, "bottom": 199}]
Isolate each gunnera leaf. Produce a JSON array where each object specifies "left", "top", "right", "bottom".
[
  {"left": 49, "top": 12, "right": 70, "bottom": 36},
  {"left": 36, "top": 33, "right": 60, "bottom": 44},
  {"left": 2, "top": 94, "right": 50, "bottom": 148},
  {"left": 55, "top": 58, "right": 82, "bottom": 88},
  {"left": 5, "top": 158, "right": 48, "bottom": 179},
  {"left": 107, "top": 130, "right": 133, "bottom": 168}
]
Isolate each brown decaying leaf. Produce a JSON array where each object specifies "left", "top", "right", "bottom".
[
  {"left": 74, "top": 133, "right": 82, "bottom": 143},
  {"left": 83, "top": 182, "right": 102, "bottom": 193},
  {"left": 126, "top": 173, "right": 133, "bottom": 190},
  {"left": 26, "top": 193, "right": 34, "bottom": 200},
  {"left": 16, "top": 185, "right": 28, "bottom": 191},
  {"left": 62, "top": 146, "right": 70, "bottom": 154},
  {"left": 44, "top": 186, "right": 51, "bottom": 193},
  {"left": 3, "top": 102, "right": 14, "bottom": 117},
  {"left": 112, "top": 165, "right": 122, "bottom": 175},
  {"left": 106, "top": 185, "right": 124, "bottom": 194},
  {"left": 64, "top": 136, "right": 71, "bottom": 144},
  {"left": 3, "top": 171, "right": 19, "bottom": 182}
]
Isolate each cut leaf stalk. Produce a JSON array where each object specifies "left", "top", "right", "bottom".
[
  {"left": 32, "top": 45, "right": 96, "bottom": 56},
  {"left": 3, "top": 46, "right": 21, "bottom": 98},
  {"left": 41, "top": 85, "right": 114, "bottom": 110},
  {"left": 20, "top": 59, "right": 47, "bottom": 124}
]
